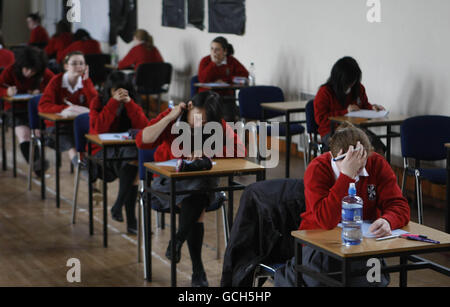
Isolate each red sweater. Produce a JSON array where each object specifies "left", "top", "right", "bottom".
[
  {"left": 29, "top": 25, "right": 50, "bottom": 45},
  {"left": 314, "top": 84, "right": 373, "bottom": 137},
  {"left": 300, "top": 152, "right": 410, "bottom": 231},
  {"left": 58, "top": 39, "right": 102, "bottom": 63},
  {"left": 135, "top": 109, "right": 246, "bottom": 164},
  {"left": 0, "top": 48, "right": 15, "bottom": 68},
  {"left": 45, "top": 32, "right": 74, "bottom": 59},
  {"left": 198, "top": 55, "right": 248, "bottom": 96},
  {"left": 89, "top": 96, "right": 149, "bottom": 155},
  {"left": 38, "top": 73, "right": 98, "bottom": 127},
  {"left": 0, "top": 65, "right": 54, "bottom": 110},
  {"left": 118, "top": 44, "right": 163, "bottom": 71}
]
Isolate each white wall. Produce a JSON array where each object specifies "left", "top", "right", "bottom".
[
  {"left": 2, "top": 0, "right": 31, "bottom": 45},
  {"left": 123, "top": 0, "right": 450, "bottom": 158}
]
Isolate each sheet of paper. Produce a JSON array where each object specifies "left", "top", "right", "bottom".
[
  {"left": 13, "top": 94, "right": 36, "bottom": 100},
  {"left": 98, "top": 132, "right": 130, "bottom": 141},
  {"left": 155, "top": 159, "right": 217, "bottom": 167},
  {"left": 346, "top": 110, "right": 389, "bottom": 119},
  {"left": 338, "top": 221, "right": 409, "bottom": 238},
  {"left": 198, "top": 82, "right": 230, "bottom": 87}
]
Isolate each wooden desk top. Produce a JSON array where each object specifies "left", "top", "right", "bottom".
[
  {"left": 292, "top": 222, "right": 450, "bottom": 258},
  {"left": 39, "top": 113, "right": 77, "bottom": 122},
  {"left": 329, "top": 114, "right": 408, "bottom": 127},
  {"left": 194, "top": 83, "right": 247, "bottom": 90},
  {"left": 260, "top": 100, "right": 308, "bottom": 112},
  {"left": 144, "top": 158, "right": 265, "bottom": 178},
  {"left": 85, "top": 134, "right": 136, "bottom": 146}
]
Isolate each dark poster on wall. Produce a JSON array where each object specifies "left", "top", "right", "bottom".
[
  {"left": 109, "top": 0, "right": 137, "bottom": 45},
  {"left": 208, "top": 0, "right": 246, "bottom": 35},
  {"left": 162, "top": 0, "right": 185, "bottom": 29},
  {"left": 188, "top": 0, "right": 204, "bottom": 30}
]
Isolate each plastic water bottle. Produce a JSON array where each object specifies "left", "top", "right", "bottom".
[
  {"left": 248, "top": 62, "right": 256, "bottom": 86},
  {"left": 168, "top": 100, "right": 175, "bottom": 109},
  {"left": 341, "top": 183, "right": 363, "bottom": 246},
  {"left": 111, "top": 45, "right": 118, "bottom": 66}
]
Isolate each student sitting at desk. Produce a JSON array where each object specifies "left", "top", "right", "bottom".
[
  {"left": 136, "top": 91, "right": 246, "bottom": 287},
  {"left": 117, "top": 29, "right": 163, "bottom": 71},
  {"left": 58, "top": 29, "right": 101, "bottom": 64},
  {"left": 0, "top": 31, "right": 15, "bottom": 69},
  {"left": 0, "top": 46, "right": 54, "bottom": 174},
  {"left": 274, "top": 123, "right": 410, "bottom": 287},
  {"left": 39, "top": 51, "right": 97, "bottom": 168},
  {"left": 198, "top": 36, "right": 248, "bottom": 97},
  {"left": 89, "top": 71, "right": 149, "bottom": 235},
  {"left": 45, "top": 20, "right": 73, "bottom": 62},
  {"left": 314, "top": 56, "right": 386, "bottom": 153},
  {"left": 27, "top": 13, "right": 49, "bottom": 47}
]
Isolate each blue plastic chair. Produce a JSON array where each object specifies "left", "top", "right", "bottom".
[
  {"left": 400, "top": 115, "right": 450, "bottom": 224},
  {"left": 138, "top": 149, "right": 230, "bottom": 263},
  {"left": 27, "top": 95, "right": 43, "bottom": 190},
  {"left": 72, "top": 113, "right": 90, "bottom": 224},
  {"left": 190, "top": 75, "right": 199, "bottom": 98},
  {"left": 305, "top": 99, "right": 323, "bottom": 164}
]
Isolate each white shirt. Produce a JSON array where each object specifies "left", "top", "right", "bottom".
[
  {"left": 331, "top": 157, "right": 369, "bottom": 182},
  {"left": 62, "top": 72, "right": 84, "bottom": 94},
  {"left": 218, "top": 58, "right": 227, "bottom": 66}
]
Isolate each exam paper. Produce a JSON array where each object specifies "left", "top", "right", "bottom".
[
  {"left": 156, "top": 159, "right": 217, "bottom": 167},
  {"left": 338, "top": 221, "right": 409, "bottom": 238},
  {"left": 346, "top": 110, "right": 389, "bottom": 119},
  {"left": 98, "top": 132, "right": 129, "bottom": 141}
]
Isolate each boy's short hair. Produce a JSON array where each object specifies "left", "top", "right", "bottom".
[{"left": 329, "top": 122, "right": 373, "bottom": 157}]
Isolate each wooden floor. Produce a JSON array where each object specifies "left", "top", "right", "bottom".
[{"left": 0, "top": 129, "right": 449, "bottom": 287}]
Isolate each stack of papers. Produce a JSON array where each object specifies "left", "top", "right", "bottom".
[
  {"left": 338, "top": 222, "right": 409, "bottom": 238},
  {"left": 99, "top": 132, "right": 130, "bottom": 141},
  {"left": 13, "top": 94, "right": 37, "bottom": 100},
  {"left": 346, "top": 110, "right": 389, "bottom": 119},
  {"left": 156, "top": 159, "right": 217, "bottom": 167}
]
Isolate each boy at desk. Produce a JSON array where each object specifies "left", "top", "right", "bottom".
[
  {"left": 275, "top": 123, "right": 410, "bottom": 287},
  {"left": 136, "top": 91, "right": 246, "bottom": 287}
]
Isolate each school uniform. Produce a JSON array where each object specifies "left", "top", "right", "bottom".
[
  {"left": 29, "top": 25, "right": 50, "bottom": 45},
  {"left": 118, "top": 43, "right": 163, "bottom": 71},
  {"left": 0, "top": 65, "right": 54, "bottom": 126},
  {"left": 38, "top": 72, "right": 98, "bottom": 151},
  {"left": 58, "top": 39, "right": 102, "bottom": 63},
  {"left": 45, "top": 32, "right": 74, "bottom": 59},
  {"left": 198, "top": 55, "right": 248, "bottom": 96},
  {"left": 274, "top": 152, "right": 410, "bottom": 287},
  {"left": 0, "top": 46, "right": 15, "bottom": 68},
  {"left": 135, "top": 108, "right": 246, "bottom": 209},
  {"left": 88, "top": 96, "right": 149, "bottom": 182}
]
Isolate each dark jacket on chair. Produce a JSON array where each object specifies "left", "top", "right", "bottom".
[{"left": 221, "top": 179, "right": 305, "bottom": 287}]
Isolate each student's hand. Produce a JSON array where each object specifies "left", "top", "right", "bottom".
[
  {"left": 347, "top": 104, "right": 360, "bottom": 113},
  {"left": 372, "top": 104, "right": 385, "bottom": 111},
  {"left": 335, "top": 142, "right": 367, "bottom": 179},
  {"left": 7, "top": 86, "right": 17, "bottom": 97},
  {"left": 30, "top": 89, "right": 40, "bottom": 95},
  {"left": 166, "top": 102, "right": 187, "bottom": 122},
  {"left": 369, "top": 218, "right": 392, "bottom": 238},
  {"left": 112, "top": 88, "right": 131, "bottom": 104},
  {"left": 83, "top": 65, "right": 89, "bottom": 81}
]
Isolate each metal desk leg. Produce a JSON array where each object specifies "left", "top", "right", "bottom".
[
  {"left": 170, "top": 178, "right": 177, "bottom": 287},
  {"left": 342, "top": 259, "right": 350, "bottom": 287},
  {"left": 286, "top": 111, "right": 291, "bottom": 178},
  {"left": 144, "top": 170, "right": 152, "bottom": 281},
  {"left": 55, "top": 121, "right": 60, "bottom": 208},
  {"left": 446, "top": 148, "right": 450, "bottom": 234},
  {"left": 400, "top": 256, "right": 408, "bottom": 287},
  {"left": 103, "top": 148, "right": 108, "bottom": 248},
  {"left": 39, "top": 118, "right": 46, "bottom": 200},
  {"left": 228, "top": 175, "right": 234, "bottom": 230},
  {"left": 12, "top": 104, "right": 16, "bottom": 177},
  {"left": 1, "top": 112, "right": 6, "bottom": 171},
  {"left": 88, "top": 142, "right": 94, "bottom": 235},
  {"left": 386, "top": 125, "right": 392, "bottom": 164}
]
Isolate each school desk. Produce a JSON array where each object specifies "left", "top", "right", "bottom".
[
  {"left": 143, "top": 158, "right": 266, "bottom": 286},
  {"left": 85, "top": 134, "right": 137, "bottom": 248},
  {"left": 291, "top": 222, "right": 450, "bottom": 287},
  {"left": 1, "top": 95, "right": 36, "bottom": 177},
  {"left": 38, "top": 113, "right": 77, "bottom": 207},
  {"left": 329, "top": 114, "right": 408, "bottom": 164},
  {"left": 260, "top": 100, "right": 308, "bottom": 178},
  {"left": 446, "top": 143, "right": 450, "bottom": 233}
]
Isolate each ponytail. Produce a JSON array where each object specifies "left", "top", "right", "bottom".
[{"left": 134, "top": 29, "right": 154, "bottom": 50}]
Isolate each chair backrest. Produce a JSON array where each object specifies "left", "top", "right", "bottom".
[
  {"left": 73, "top": 113, "right": 90, "bottom": 153},
  {"left": 190, "top": 75, "right": 199, "bottom": 98},
  {"left": 135, "top": 62, "right": 173, "bottom": 95},
  {"left": 305, "top": 99, "right": 318, "bottom": 134},
  {"left": 84, "top": 53, "right": 111, "bottom": 86},
  {"left": 401, "top": 115, "right": 450, "bottom": 161},
  {"left": 28, "top": 95, "right": 43, "bottom": 130},
  {"left": 238, "top": 86, "right": 284, "bottom": 120},
  {"left": 138, "top": 148, "right": 157, "bottom": 180}
]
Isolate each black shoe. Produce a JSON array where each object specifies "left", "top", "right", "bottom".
[
  {"left": 191, "top": 271, "right": 209, "bottom": 287},
  {"left": 34, "top": 159, "right": 50, "bottom": 177},
  {"left": 127, "top": 225, "right": 138, "bottom": 235},
  {"left": 111, "top": 208, "right": 124, "bottom": 222},
  {"left": 165, "top": 239, "right": 183, "bottom": 263}
]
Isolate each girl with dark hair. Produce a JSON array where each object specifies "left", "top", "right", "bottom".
[
  {"left": 88, "top": 71, "right": 149, "bottom": 235},
  {"left": 27, "top": 13, "right": 49, "bottom": 46},
  {"left": 118, "top": 29, "right": 164, "bottom": 71},
  {"left": 45, "top": 20, "right": 73, "bottom": 60},
  {"left": 58, "top": 29, "right": 101, "bottom": 63},
  {"left": 136, "top": 91, "right": 246, "bottom": 287},
  {"left": 198, "top": 36, "right": 248, "bottom": 96},
  {"left": 0, "top": 31, "right": 15, "bottom": 68},
  {"left": 314, "top": 56, "right": 385, "bottom": 151},
  {"left": 39, "top": 51, "right": 97, "bottom": 167},
  {"left": 0, "top": 47, "right": 54, "bottom": 173}
]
